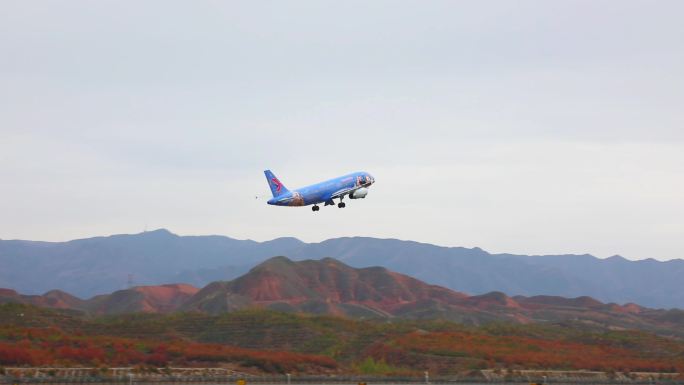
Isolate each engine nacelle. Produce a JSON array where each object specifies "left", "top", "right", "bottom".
[{"left": 350, "top": 187, "right": 369, "bottom": 199}]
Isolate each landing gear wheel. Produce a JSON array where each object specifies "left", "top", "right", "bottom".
[
  {"left": 312, "top": 205, "right": 320, "bottom": 212},
  {"left": 338, "top": 202, "right": 346, "bottom": 208}
]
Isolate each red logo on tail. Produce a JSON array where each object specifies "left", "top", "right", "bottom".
[{"left": 271, "top": 178, "right": 282, "bottom": 193}]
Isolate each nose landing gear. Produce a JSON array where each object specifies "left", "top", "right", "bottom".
[{"left": 312, "top": 205, "right": 320, "bottom": 211}]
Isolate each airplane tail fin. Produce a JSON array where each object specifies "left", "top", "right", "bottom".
[{"left": 264, "top": 170, "right": 289, "bottom": 197}]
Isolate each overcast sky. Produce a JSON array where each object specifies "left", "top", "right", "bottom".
[{"left": 1, "top": 1, "right": 683, "bottom": 260}]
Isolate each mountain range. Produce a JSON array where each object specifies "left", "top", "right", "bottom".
[
  {"left": 1, "top": 229, "right": 683, "bottom": 308},
  {"left": 0, "top": 284, "right": 198, "bottom": 315},
  {"left": 2, "top": 256, "right": 683, "bottom": 338}
]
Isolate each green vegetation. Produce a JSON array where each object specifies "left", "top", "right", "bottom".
[
  {"left": 355, "top": 357, "right": 400, "bottom": 375},
  {"left": 1, "top": 304, "right": 683, "bottom": 375}
]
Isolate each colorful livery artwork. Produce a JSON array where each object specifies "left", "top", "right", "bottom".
[{"left": 264, "top": 170, "right": 375, "bottom": 211}]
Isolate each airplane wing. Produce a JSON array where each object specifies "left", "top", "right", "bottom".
[{"left": 326, "top": 187, "right": 358, "bottom": 201}]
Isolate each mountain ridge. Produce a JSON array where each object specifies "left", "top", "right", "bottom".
[
  {"left": 2, "top": 256, "right": 684, "bottom": 339},
  {"left": 1, "top": 229, "right": 683, "bottom": 308},
  {"left": 181, "top": 256, "right": 470, "bottom": 318}
]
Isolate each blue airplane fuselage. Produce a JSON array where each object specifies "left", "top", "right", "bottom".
[{"left": 265, "top": 170, "right": 375, "bottom": 207}]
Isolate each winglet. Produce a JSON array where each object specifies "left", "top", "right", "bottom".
[{"left": 264, "top": 170, "right": 289, "bottom": 197}]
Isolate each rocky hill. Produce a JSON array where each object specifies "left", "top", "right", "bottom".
[
  {"left": 2, "top": 229, "right": 683, "bottom": 308},
  {"left": 182, "top": 256, "right": 468, "bottom": 317},
  {"left": 0, "top": 284, "right": 198, "bottom": 315},
  {"left": 2, "top": 257, "right": 684, "bottom": 337}
]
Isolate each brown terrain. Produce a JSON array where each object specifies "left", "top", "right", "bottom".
[
  {"left": 0, "top": 284, "right": 198, "bottom": 315},
  {"left": 2, "top": 256, "right": 683, "bottom": 336}
]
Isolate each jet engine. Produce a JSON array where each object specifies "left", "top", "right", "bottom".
[{"left": 350, "top": 187, "right": 368, "bottom": 199}]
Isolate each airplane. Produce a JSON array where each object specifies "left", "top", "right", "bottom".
[{"left": 264, "top": 170, "right": 375, "bottom": 211}]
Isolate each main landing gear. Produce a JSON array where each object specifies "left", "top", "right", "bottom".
[{"left": 312, "top": 202, "right": 345, "bottom": 211}]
